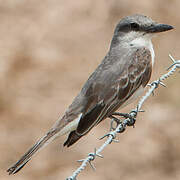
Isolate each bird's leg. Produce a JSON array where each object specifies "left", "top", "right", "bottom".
[
  {"left": 111, "top": 111, "right": 136, "bottom": 127},
  {"left": 109, "top": 115, "right": 123, "bottom": 131},
  {"left": 109, "top": 115, "right": 122, "bottom": 124},
  {"left": 111, "top": 112, "right": 131, "bottom": 119}
]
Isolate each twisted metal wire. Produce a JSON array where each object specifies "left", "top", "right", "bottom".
[{"left": 66, "top": 55, "right": 180, "bottom": 180}]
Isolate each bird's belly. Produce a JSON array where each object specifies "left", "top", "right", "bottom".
[{"left": 119, "top": 86, "right": 144, "bottom": 109}]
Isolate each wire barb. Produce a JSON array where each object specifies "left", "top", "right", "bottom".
[
  {"left": 66, "top": 55, "right": 180, "bottom": 180},
  {"left": 159, "top": 81, "right": 167, "bottom": 87},
  {"left": 88, "top": 161, "right": 96, "bottom": 171}
]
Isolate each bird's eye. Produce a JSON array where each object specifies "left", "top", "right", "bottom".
[{"left": 130, "top": 23, "right": 140, "bottom": 30}]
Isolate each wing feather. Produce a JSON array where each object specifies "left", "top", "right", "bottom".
[{"left": 64, "top": 47, "right": 152, "bottom": 147}]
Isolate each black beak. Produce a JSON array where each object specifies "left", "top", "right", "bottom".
[{"left": 146, "top": 24, "right": 174, "bottom": 33}]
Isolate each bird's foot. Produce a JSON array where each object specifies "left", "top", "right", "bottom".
[
  {"left": 110, "top": 111, "right": 137, "bottom": 127},
  {"left": 109, "top": 115, "right": 126, "bottom": 132}
]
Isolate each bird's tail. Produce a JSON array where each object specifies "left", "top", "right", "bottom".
[{"left": 7, "top": 129, "right": 58, "bottom": 175}]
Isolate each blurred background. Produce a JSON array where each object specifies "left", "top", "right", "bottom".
[{"left": 0, "top": 0, "right": 180, "bottom": 180}]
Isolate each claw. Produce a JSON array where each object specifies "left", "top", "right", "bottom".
[
  {"left": 130, "top": 110, "right": 138, "bottom": 116},
  {"left": 127, "top": 118, "right": 136, "bottom": 127}
]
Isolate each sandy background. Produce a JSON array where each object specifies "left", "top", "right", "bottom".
[{"left": 0, "top": 0, "right": 180, "bottom": 180}]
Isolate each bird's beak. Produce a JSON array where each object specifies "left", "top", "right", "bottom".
[{"left": 146, "top": 24, "right": 174, "bottom": 33}]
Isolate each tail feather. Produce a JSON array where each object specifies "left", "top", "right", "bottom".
[{"left": 7, "top": 130, "right": 57, "bottom": 175}]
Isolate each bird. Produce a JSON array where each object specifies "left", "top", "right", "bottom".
[{"left": 7, "top": 14, "right": 173, "bottom": 175}]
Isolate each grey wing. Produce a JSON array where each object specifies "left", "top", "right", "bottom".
[
  {"left": 104, "top": 47, "right": 152, "bottom": 115},
  {"left": 64, "top": 47, "right": 152, "bottom": 147}
]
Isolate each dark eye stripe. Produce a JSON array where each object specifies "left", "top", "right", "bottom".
[{"left": 130, "top": 23, "right": 140, "bottom": 30}]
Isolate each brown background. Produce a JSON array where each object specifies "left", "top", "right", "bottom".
[{"left": 0, "top": 0, "right": 180, "bottom": 180}]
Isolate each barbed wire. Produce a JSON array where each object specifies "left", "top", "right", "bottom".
[{"left": 66, "top": 55, "right": 180, "bottom": 180}]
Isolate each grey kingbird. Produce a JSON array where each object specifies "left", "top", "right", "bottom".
[{"left": 7, "top": 14, "right": 173, "bottom": 175}]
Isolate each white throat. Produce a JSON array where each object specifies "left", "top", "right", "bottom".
[{"left": 130, "top": 35, "right": 155, "bottom": 66}]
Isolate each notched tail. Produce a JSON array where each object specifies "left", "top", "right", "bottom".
[
  {"left": 7, "top": 159, "right": 30, "bottom": 175},
  {"left": 7, "top": 130, "right": 57, "bottom": 175}
]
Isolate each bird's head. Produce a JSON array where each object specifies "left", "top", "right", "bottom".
[{"left": 111, "top": 14, "right": 173, "bottom": 46}]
